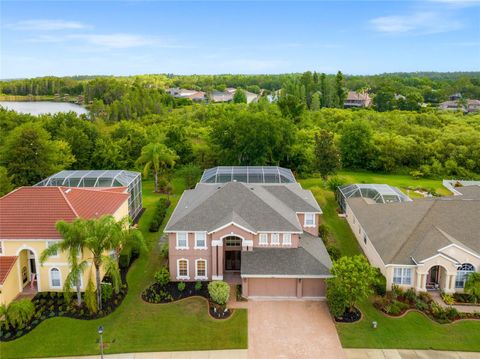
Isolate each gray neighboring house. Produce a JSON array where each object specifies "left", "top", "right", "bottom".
[
  {"left": 164, "top": 167, "right": 332, "bottom": 300},
  {"left": 344, "top": 184, "right": 480, "bottom": 294}
]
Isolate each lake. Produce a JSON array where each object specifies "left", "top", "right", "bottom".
[{"left": 0, "top": 101, "right": 89, "bottom": 116}]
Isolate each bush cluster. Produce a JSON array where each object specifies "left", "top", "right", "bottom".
[{"left": 149, "top": 198, "right": 171, "bottom": 232}]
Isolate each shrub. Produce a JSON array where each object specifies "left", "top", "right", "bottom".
[
  {"left": 101, "top": 283, "right": 113, "bottom": 302},
  {"left": 195, "top": 281, "right": 202, "bottom": 291},
  {"left": 445, "top": 307, "right": 459, "bottom": 321},
  {"left": 464, "top": 272, "right": 480, "bottom": 303},
  {"left": 391, "top": 284, "right": 404, "bottom": 299},
  {"left": 177, "top": 281, "right": 186, "bottom": 292},
  {"left": 4, "top": 299, "right": 35, "bottom": 329},
  {"left": 119, "top": 245, "right": 132, "bottom": 269},
  {"left": 318, "top": 224, "right": 330, "bottom": 240},
  {"left": 326, "top": 244, "right": 341, "bottom": 261},
  {"left": 418, "top": 291, "right": 432, "bottom": 304},
  {"left": 327, "top": 283, "right": 348, "bottom": 317},
  {"left": 372, "top": 268, "right": 387, "bottom": 296},
  {"left": 208, "top": 281, "right": 230, "bottom": 306},
  {"left": 154, "top": 267, "right": 170, "bottom": 287},
  {"left": 441, "top": 293, "right": 455, "bottom": 305},
  {"left": 326, "top": 176, "right": 346, "bottom": 192},
  {"left": 404, "top": 288, "right": 417, "bottom": 304},
  {"left": 84, "top": 279, "right": 97, "bottom": 314},
  {"left": 429, "top": 301, "right": 447, "bottom": 320},
  {"left": 149, "top": 198, "right": 171, "bottom": 232},
  {"left": 415, "top": 299, "right": 428, "bottom": 311},
  {"left": 160, "top": 242, "right": 169, "bottom": 260}
]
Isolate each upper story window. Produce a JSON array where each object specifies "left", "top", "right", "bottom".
[
  {"left": 393, "top": 267, "right": 411, "bottom": 285},
  {"left": 259, "top": 233, "right": 268, "bottom": 246},
  {"left": 225, "top": 236, "right": 242, "bottom": 247},
  {"left": 47, "top": 241, "right": 59, "bottom": 257},
  {"left": 176, "top": 232, "right": 188, "bottom": 249},
  {"left": 304, "top": 213, "right": 315, "bottom": 227},
  {"left": 195, "top": 232, "right": 207, "bottom": 249},
  {"left": 456, "top": 263, "right": 475, "bottom": 288},
  {"left": 282, "top": 233, "right": 292, "bottom": 246},
  {"left": 271, "top": 233, "right": 280, "bottom": 245},
  {"left": 50, "top": 268, "right": 61, "bottom": 288}
]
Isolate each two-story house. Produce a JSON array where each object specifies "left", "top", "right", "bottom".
[{"left": 164, "top": 166, "right": 332, "bottom": 300}]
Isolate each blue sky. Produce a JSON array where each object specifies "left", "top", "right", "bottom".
[{"left": 1, "top": 1, "right": 479, "bottom": 78}]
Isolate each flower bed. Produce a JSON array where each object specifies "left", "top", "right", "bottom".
[
  {"left": 141, "top": 281, "right": 232, "bottom": 319},
  {"left": 373, "top": 287, "right": 480, "bottom": 324}
]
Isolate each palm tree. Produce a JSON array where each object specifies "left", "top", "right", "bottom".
[
  {"left": 464, "top": 272, "right": 480, "bottom": 304},
  {"left": 40, "top": 219, "right": 89, "bottom": 306},
  {"left": 82, "top": 215, "right": 145, "bottom": 311},
  {"left": 137, "top": 142, "right": 178, "bottom": 192}
]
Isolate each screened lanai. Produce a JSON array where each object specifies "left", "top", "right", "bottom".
[
  {"left": 337, "top": 183, "right": 412, "bottom": 212},
  {"left": 200, "top": 166, "right": 296, "bottom": 184},
  {"left": 36, "top": 170, "right": 142, "bottom": 220}
]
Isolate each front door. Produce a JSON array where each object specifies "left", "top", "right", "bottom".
[{"left": 225, "top": 251, "right": 241, "bottom": 271}]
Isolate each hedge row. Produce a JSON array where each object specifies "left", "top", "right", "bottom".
[{"left": 149, "top": 198, "right": 171, "bottom": 232}]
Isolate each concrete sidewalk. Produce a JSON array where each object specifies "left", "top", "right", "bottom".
[
  {"left": 38, "top": 350, "right": 247, "bottom": 359},
  {"left": 344, "top": 349, "right": 480, "bottom": 359}
]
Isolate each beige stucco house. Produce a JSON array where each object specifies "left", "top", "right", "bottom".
[
  {"left": 164, "top": 166, "right": 333, "bottom": 300},
  {"left": 342, "top": 184, "right": 480, "bottom": 294},
  {"left": 0, "top": 186, "right": 129, "bottom": 305}
]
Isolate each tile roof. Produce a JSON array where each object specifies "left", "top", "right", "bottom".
[
  {"left": 0, "top": 256, "right": 18, "bottom": 285},
  {"left": 0, "top": 186, "right": 129, "bottom": 239}
]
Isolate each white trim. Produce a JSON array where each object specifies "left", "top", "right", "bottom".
[
  {"left": 303, "top": 213, "right": 316, "bottom": 228},
  {"left": 211, "top": 240, "right": 223, "bottom": 247},
  {"left": 270, "top": 233, "right": 280, "bottom": 246},
  {"left": 194, "top": 231, "right": 207, "bottom": 250},
  {"left": 419, "top": 253, "right": 460, "bottom": 265},
  {"left": 194, "top": 258, "right": 208, "bottom": 280},
  {"left": 49, "top": 267, "right": 62, "bottom": 289},
  {"left": 176, "top": 258, "right": 189, "bottom": 280},
  {"left": 211, "top": 275, "right": 223, "bottom": 280},
  {"left": 243, "top": 240, "right": 253, "bottom": 247},
  {"left": 207, "top": 221, "right": 256, "bottom": 235},
  {"left": 437, "top": 243, "right": 480, "bottom": 260},
  {"left": 241, "top": 274, "right": 332, "bottom": 279},
  {"left": 16, "top": 245, "right": 42, "bottom": 291},
  {"left": 385, "top": 264, "right": 418, "bottom": 268},
  {"left": 257, "top": 231, "right": 303, "bottom": 234},
  {"left": 175, "top": 232, "right": 189, "bottom": 250}
]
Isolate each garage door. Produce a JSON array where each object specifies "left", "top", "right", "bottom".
[
  {"left": 302, "top": 278, "right": 326, "bottom": 297},
  {"left": 248, "top": 278, "right": 297, "bottom": 298}
]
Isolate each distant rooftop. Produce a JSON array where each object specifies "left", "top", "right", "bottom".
[{"left": 200, "top": 166, "right": 296, "bottom": 184}]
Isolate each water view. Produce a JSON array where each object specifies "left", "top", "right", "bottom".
[{"left": 0, "top": 101, "right": 89, "bottom": 116}]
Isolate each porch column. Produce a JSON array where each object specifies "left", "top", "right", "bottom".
[
  {"left": 212, "top": 245, "right": 218, "bottom": 279},
  {"left": 211, "top": 240, "right": 223, "bottom": 280},
  {"left": 445, "top": 274, "right": 456, "bottom": 294},
  {"left": 217, "top": 246, "right": 224, "bottom": 279},
  {"left": 296, "top": 279, "right": 303, "bottom": 298}
]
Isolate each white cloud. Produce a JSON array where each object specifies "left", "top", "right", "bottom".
[
  {"left": 370, "top": 12, "right": 463, "bottom": 34},
  {"left": 7, "top": 19, "right": 89, "bottom": 31},
  {"left": 428, "top": 0, "right": 480, "bottom": 7},
  {"left": 69, "top": 33, "right": 159, "bottom": 48}
]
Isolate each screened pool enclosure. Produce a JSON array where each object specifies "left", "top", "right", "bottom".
[
  {"left": 337, "top": 183, "right": 412, "bottom": 213},
  {"left": 36, "top": 170, "right": 142, "bottom": 220},
  {"left": 200, "top": 166, "right": 296, "bottom": 184}
]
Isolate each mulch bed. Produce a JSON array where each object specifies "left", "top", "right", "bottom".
[
  {"left": 142, "top": 281, "right": 232, "bottom": 319},
  {"left": 334, "top": 307, "right": 361, "bottom": 323},
  {"left": 0, "top": 263, "right": 133, "bottom": 342}
]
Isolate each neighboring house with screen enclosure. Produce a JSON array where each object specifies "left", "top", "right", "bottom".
[
  {"left": 165, "top": 166, "right": 333, "bottom": 300},
  {"left": 341, "top": 183, "right": 480, "bottom": 294},
  {"left": 36, "top": 170, "right": 142, "bottom": 221},
  {"left": 0, "top": 186, "right": 129, "bottom": 305}
]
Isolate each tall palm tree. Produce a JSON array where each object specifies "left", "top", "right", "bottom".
[
  {"left": 137, "top": 142, "right": 178, "bottom": 192},
  {"left": 82, "top": 215, "right": 145, "bottom": 311},
  {"left": 40, "top": 219, "right": 89, "bottom": 306}
]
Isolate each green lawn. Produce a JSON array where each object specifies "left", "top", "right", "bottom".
[
  {"left": 338, "top": 299, "right": 480, "bottom": 351},
  {"left": 0, "top": 179, "right": 247, "bottom": 359}
]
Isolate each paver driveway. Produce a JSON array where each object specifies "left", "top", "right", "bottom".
[{"left": 247, "top": 301, "right": 345, "bottom": 359}]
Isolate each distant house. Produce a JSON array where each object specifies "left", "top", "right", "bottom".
[
  {"left": 344, "top": 91, "right": 372, "bottom": 108},
  {"left": 166, "top": 88, "right": 206, "bottom": 102},
  {"left": 394, "top": 94, "right": 406, "bottom": 101},
  {"left": 341, "top": 183, "right": 480, "bottom": 294},
  {"left": 449, "top": 93, "right": 462, "bottom": 101},
  {"left": 438, "top": 99, "right": 480, "bottom": 113},
  {"left": 245, "top": 90, "right": 260, "bottom": 104},
  {"left": 210, "top": 90, "right": 234, "bottom": 103}
]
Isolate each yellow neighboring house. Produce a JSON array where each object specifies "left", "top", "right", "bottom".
[{"left": 0, "top": 186, "right": 129, "bottom": 305}]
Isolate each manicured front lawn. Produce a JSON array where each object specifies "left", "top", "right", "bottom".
[
  {"left": 0, "top": 179, "right": 247, "bottom": 359},
  {"left": 337, "top": 298, "right": 480, "bottom": 351}
]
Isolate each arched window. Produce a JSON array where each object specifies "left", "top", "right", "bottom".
[
  {"left": 50, "top": 268, "right": 61, "bottom": 288},
  {"left": 456, "top": 263, "right": 475, "bottom": 288},
  {"left": 224, "top": 236, "right": 242, "bottom": 247}
]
